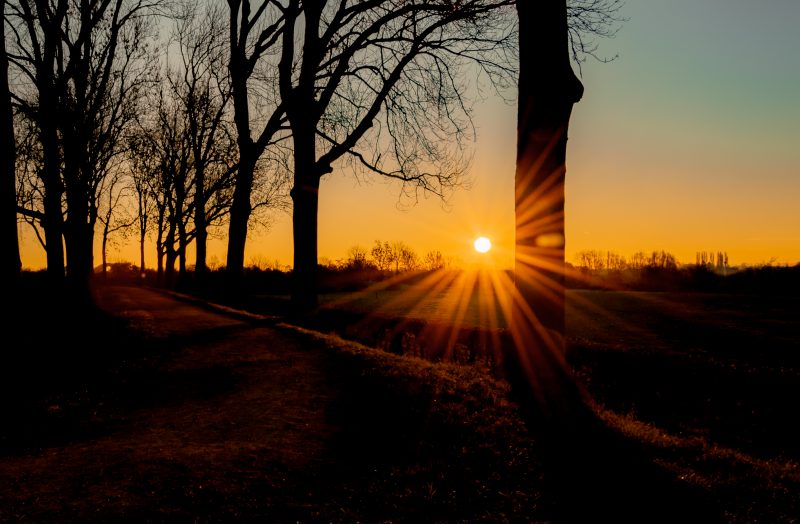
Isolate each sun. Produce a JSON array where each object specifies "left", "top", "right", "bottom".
[{"left": 474, "top": 237, "right": 492, "bottom": 254}]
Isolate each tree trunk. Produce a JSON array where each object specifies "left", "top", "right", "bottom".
[
  {"left": 1, "top": 20, "right": 21, "bottom": 282},
  {"left": 138, "top": 192, "right": 147, "bottom": 274},
  {"left": 290, "top": 125, "right": 321, "bottom": 313},
  {"left": 194, "top": 170, "right": 207, "bottom": 281},
  {"left": 165, "top": 218, "right": 177, "bottom": 286},
  {"left": 178, "top": 219, "right": 187, "bottom": 285},
  {"left": 510, "top": 0, "right": 586, "bottom": 424},
  {"left": 139, "top": 226, "right": 146, "bottom": 275},
  {"left": 39, "top": 112, "right": 65, "bottom": 284},
  {"left": 63, "top": 185, "right": 93, "bottom": 299},
  {"left": 102, "top": 224, "right": 109, "bottom": 278},
  {"left": 225, "top": 152, "right": 255, "bottom": 279}
]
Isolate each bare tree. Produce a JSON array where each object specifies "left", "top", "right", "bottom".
[
  {"left": 278, "top": 0, "right": 516, "bottom": 311},
  {"left": 423, "top": 250, "right": 446, "bottom": 271},
  {"left": 97, "top": 171, "right": 135, "bottom": 278},
  {"left": 127, "top": 135, "right": 156, "bottom": 274},
  {"left": 224, "top": 0, "right": 289, "bottom": 279},
  {"left": 1, "top": 6, "right": 21, "bottom": 282},
  {"left": 371, "top": 240, "right": 395, "bottom": 272},
  {"left": 173, "top": 4, "right": 238, "bottom": 282},
  {"left": 5, "top": 0, "right": 68, "bottom": 283},
  {"left": 6, "top": 0, "right": 161, "bottom": 297}
]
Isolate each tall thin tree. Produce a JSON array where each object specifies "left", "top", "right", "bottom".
[
  {"left": 224, "top": 0, "right": 287, "bottom": 280},
  {"left": 1, "top": 3, "right": 22, "bottom": 282}
]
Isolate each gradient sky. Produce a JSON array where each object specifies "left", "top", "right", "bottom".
[{"left": 19, "top": 0, "right": 800, "bottom": 269}]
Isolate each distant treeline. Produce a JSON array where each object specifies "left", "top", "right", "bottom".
[
  {"left": 569, "top": 250, "right": 800, "bottom": 295},
  {"left": 91, "top": 240, "right": 452, "bottom": 295},
  {"left": 92, "top": 243, "right": 800, "bottom": 297}
]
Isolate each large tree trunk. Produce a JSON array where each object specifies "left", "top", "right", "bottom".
[
  {"left": 1, "top": 20, "right": 21, "bottom": 282},
  {"left": 225, "top": 152, "right": 255, "bottom": 279},
  {"left": 287, "top": 1, "right": 324, "bottom": 313},
  {"left": 290, "top": 124, "right": 320, "bottom": 312},
  {"left": 63, "top": 185, "right": 93, "bottom": 299},
  {"left": 510, "top": 0, "right": 586, "bottom": 423}
]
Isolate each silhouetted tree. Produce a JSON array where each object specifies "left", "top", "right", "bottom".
[
  {"left": 127, "top": 136, "right": 156, "bottom": 274},
  {"left": 344, "top": 245, "right": 370, "bottom": 271},
  {"left": 629, "top": 250, "right": 648, "bottom": 270},
  {"left": 395, "top": 242, "right": 419, "bottom": 272},
  {"left": 97, "top": 172, "right": 135, "bottom": 278},
  {"left": 6, "top": 0, "right": 68, "bottom": 283},
  {"left": 371, "top": 240, "right": 395, "bottom": 273},
  {"left": 512, "top": 0, "right": 621, "bottom": 421},
  {"left": 1, "top": 7, "right": 21, "bottom": 282},
  {"left": 279, "top": 0, "right": 516, "bottom": 311},
  {"left": 424, "top": 250, "right": 446, "bottom": 271},
  {"left": 173, "top": 4, "right": 238, "bottom": 283},
  {"left": 647, "top": 250, "right": 677, "bottom": 270},
  {"left": 224, "top": 0, "right": 289, "bottom": 280},
  {"left": 7, "top": 0, "right": 160, "bottom": 298}
]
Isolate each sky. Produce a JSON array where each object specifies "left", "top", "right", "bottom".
[{"left": 18, "top": 0, "right": 800, "bottom": 270}]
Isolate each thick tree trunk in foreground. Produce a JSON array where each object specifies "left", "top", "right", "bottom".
[
  {"left": 290, "top": 124, "right": 321, "bottom": 312},
  {"left": 225, "top": 153, "right": 255, "bottom": 279},
  {"left": 511, "top": 0, "right": 585, "bottom": 422},
  {"left": 1, "top": 18, "right": 21, "bottom": 282}
]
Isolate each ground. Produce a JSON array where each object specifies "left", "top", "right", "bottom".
[
  {"left": 2, "top": 284, "right": 797, "bottom": 522},
  {"left": 0, "top": 286, "right": 544, "bottom": 522}
]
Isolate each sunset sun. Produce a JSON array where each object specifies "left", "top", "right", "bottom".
[{"left": 474, "top": 237, "right": 492, "bottom": 254}]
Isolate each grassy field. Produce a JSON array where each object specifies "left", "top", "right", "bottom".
[
  {"left": 4, "top": 280, "right": 799, "bottom": 521},
  {"left": 303, "top": 284, "right": 800, "bottom": 521}
]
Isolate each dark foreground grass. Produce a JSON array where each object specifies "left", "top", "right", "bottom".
[
  {"left": 5, "top": 283, "right": 797, "bottom": 522},
  {"left": 1, "top": 284, "right": 549, "bottom": 522}
]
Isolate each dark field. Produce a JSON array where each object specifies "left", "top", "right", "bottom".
[
  {"left": 2, "top": 280, "right": 799, "bottom": 522},
  {"left": 309, "top": 285, "right": 800, "bottom": 521}
]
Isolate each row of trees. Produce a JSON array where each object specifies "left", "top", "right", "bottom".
[
  {"left": 575, "top": 249, "right": 679, "bottom": 271},
  {"left": 3, "top": 0, "right": 520, "bottom": 306},
  {"left": 333, "top": 242, "right": 447, "bottom": 273},
  {"left": 3, "top": 0, "right": 620, "bottom": 315},
  {"left": 575, "top": 250, "right": 736, "bottom": 272}
]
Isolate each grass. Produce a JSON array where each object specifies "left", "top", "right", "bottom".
[
  {"left": 289, "top": 285, "right": 800, "bottom": 522},
  {"left": 1, "top": 284, "right": 550, "bottom": 522},
  {"left": 5, "top": 279, "right": 800, "bottom": 521}
]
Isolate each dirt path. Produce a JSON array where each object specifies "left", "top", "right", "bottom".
[{"left": 0, "top": 286, "right": 360, "bottom": 521}]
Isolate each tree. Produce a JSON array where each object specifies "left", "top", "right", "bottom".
[
  {"left": 344, "top": 245, "right": 370, "bottom": 271},
  {"left": 395, "top": 242, "right": 418, "bottom": 272},
  {"left": 7, "top": 0, "right": 160, "bottom": 297},
  {"left": 6, "top": 0, "right": 68, "bottom": 283},
  {"left": 172, "top": 4, "right": 237, "bottom": 282},
  {"left": 224, "top": 0, "right": 289, "bottom": 279},
  {"left": 97, "top": 171, "right": 135, "bottom": 278},
  {"left": 512, "top": 0, "right": 621, "bottom": 421},
  {"left": 424, "top": 250, "right": 446, "bottom": 271},
  {"left": 127, "top": 135, "right": 156, "bottom": 274},
  {"left": 278, "top": 0, "right": 516, "bottom": 311},
  {"left": 371, "top": 240, "right": 395, "bottom": 272},
  {"left": 1, "top": 5, "right": 22, "bottom": 282}
]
